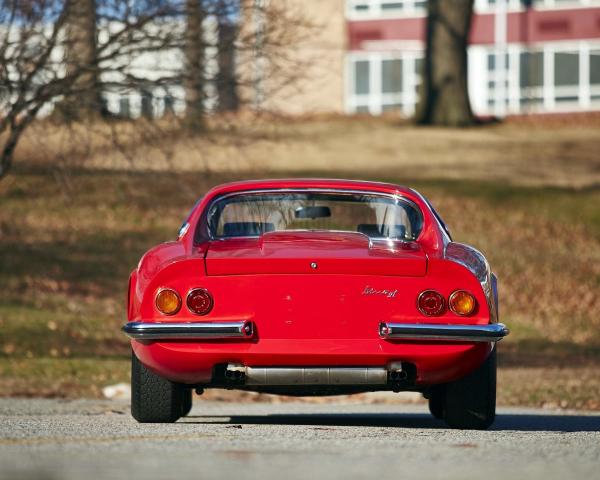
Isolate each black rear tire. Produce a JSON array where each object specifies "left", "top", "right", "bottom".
[
  {"left": 428, "top": 386, "right": 445, "bottom": 420},
  {"left": 181, "top": 389, "right": 193, "bottom": 417},
  {"left": 443, "top": 348, "right": 497, "bottom": 430},
  {"left": 131, "top": 351, "right": 185, "bottom": 423}
]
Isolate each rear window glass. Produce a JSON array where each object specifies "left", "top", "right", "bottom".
[{"left": 206, "top": 191, "right": 423, "bottom": 241}]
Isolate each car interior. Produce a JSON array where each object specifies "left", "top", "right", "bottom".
[{"left": 221, "top": 221, "right": 409, "bottom": 239}]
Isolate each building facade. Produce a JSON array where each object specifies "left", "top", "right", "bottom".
[
  {"left": 54, "top": 0, "right": 600, "bottom": 119},
  {"left": 343, "top": 0, "right": 600, "bottom": 117}
]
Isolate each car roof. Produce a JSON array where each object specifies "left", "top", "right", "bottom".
[{"left": 202, "top": 178, "right": 416, "bottom": 199}]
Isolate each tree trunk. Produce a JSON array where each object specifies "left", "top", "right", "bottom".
[
  {"left": 414, "top": 0, "right": 475, "bottom": 127},
  {"left": 59, "top": 0, "right": 102, "bottom": 120},
  {"left": 0, "top": 107, "right": 41, "bottom": 180},
  {"left": 217, "top": 21, "right": 239, "bottom": 112},
  {"left": 184, "top": 0, "right": 206, "bottom": 131},
  {"left": 0, "top": 131, "right": 17, "bottom": 180}
]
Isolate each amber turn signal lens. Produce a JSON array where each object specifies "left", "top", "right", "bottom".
[
  {"left": 449, "top": 290, "right": 477, "bottom": 316},
  {"left": 155, "top": 288, "right": 181, "bottom": 315},
  {"left": 417, "top": 290, "right": 446, "bottom": 316},
  {"left": 187, "top": 288, "right": 214, "bottom": 316}
]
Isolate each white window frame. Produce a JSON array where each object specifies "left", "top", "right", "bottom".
[
  {"left": 347, "top": 40, "right": 600, "bottom": 117},
  {"left": 345, "top": 51, "right": 423, "bottom": 115},
  {"left": 481, "top": 40, "right": 600, "bottom": 115},
  {"left": 345, "top": 0, "right": 427, "bottom": 20},
  {"left": 475, "top": 0, "right": 600, "bottom": 13}
]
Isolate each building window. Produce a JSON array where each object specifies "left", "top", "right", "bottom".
[
  {"left": 486, "top": 51, "right": 513, "bottom": 113},
  {"left": 519, "top": 51, "right": 544, "bottom": 88},
  {"left": 347, "top": 54, "right": 421, "bottom": 115},
  {"left": 475, "top": 0, "right": 562, "bottom": 12},
  {"left": 554, "top": 50, "right": 579, "bottom": 104},
  {"left": 382, "top": 59, "right": 402, "bottom": 94},
  {"left": 552, "top": 0, "right": 587, "bottom": 6},
  {"left": 119, "top": 96, "right": 130, "bottom": 117},
  {"left": 354, "top": 61, "right": 370, "bottom": 95},
  {"left": 414, "top": 58, "right": 423, "bottom": 77},
  {"left": 591, "top": 49, "right": 600, "bottom": 101},
  {"left": 518, "top": 50, "right": 544, "bottom": 109},
  {"left": 381, "top": 1, "right": 404, "bottom": 12},
  {"left": 484, "top": 42, "right": 600, "bottom": 113},
  {"left": 350, "top": 42, "right": 600, "bottom": 116},
  {"left": 346, "top": 0, "right": 426, "bottom": 18},
  {"left": 141, "top": 89, "right": 154, "bottom": 119},
  {"left": 591, "top": 50, "right": 600, "bottom": 85},
  {"left": 353, "top": 2, "right": 369, "bottom": 11},
  {"left": 554, "top": 51, "right": 579, "bottom": 87}
]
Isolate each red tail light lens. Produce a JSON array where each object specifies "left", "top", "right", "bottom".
[
  {"left": 186, "top": 288, "right": 214, "bottom": 315},
  {"left": 417, "top": 290, "right": 446, "bottom": 316}
]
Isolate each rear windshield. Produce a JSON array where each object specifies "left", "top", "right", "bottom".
[{"left": 206, "top": 191, "right": 423, "bottom": 241}]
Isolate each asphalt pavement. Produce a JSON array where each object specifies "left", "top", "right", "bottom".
[{"left": 1, "top": 398, "right": 599, "bottom": 480}]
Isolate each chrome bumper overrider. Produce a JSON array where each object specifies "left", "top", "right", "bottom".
[
  {"left": 122, "top": 321, "right": 253, "bottom": 340},
  {"left": 379, "top": 322, "right": 509, "bottom": 342}
]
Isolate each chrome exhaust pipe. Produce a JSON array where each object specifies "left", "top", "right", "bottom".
[{"left": 225, "top": 364, "right": 404, "bottom": 386}]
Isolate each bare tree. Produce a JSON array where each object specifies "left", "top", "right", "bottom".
[
  {"left": 0, "top": 0, "right": 181, "bottom": 179},
  {"left": 58, "top": 0, "right": 102, "bottom": 119},
  {"left": 183, "top": 0, "right": 206, "bottom": 129},
  {"left": 414, "top": 0, "right": 476, "bottom": 126},
  {"left": 216, "top": 6, "right": 238, "bottom": 112},
  {"left": 183, "top": 0, "right": 240, "bottom": 121},
  {"left": 0, "top": 0, "right": 317, "bottom": 179}
]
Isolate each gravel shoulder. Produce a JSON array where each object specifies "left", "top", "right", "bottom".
[{"left": 1, "top": 399, "right": 599, "bottom": 480}]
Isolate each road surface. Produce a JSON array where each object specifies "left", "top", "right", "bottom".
[{"left": 1, "top": 398, "right": 599, "bottom": 480}]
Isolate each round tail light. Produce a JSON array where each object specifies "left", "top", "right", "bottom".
[
  {"left": 417, "top": 290, "right": 446, "bottom": 316},
  {"left": 449, "top": 290, "right": 477, "bottom": 316},
  {"left": 155, "top": 288, "right": 181, "bottom": 315},
  {"left": 187, "top": 288, "right": 214, "bottom": 315}
]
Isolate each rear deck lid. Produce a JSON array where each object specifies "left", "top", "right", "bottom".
[{"left": 205, "top": 231, "right": 427, "bottom": 276}]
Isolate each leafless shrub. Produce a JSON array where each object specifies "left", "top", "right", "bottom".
[{"left": 0, "top": 0, "right": 317, "bottom": 180}]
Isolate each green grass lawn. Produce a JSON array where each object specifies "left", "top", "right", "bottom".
[{"left": 1, "top": 117, "right": 599, "bottom": 407}]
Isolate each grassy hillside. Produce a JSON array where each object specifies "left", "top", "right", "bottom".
[{"left": 1, "top": 116, "right": 599, "bottom": 407}]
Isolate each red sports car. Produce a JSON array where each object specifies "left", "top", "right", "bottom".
[{"left": 123, "top": 179, "right": 508, "bottom": 429}]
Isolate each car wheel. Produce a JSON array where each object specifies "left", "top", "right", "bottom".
[
  {"left": 427, "top": 386, "right": 445, "bottom": 420},
  {"left": 181, "top": 389, "right": 193, "bottom": 417},
  {"left": 131, "top": 351, "right": 185, "bottom": 423},
  {"left": 443, "top": 348, "right": 496, "bottom": 430}
]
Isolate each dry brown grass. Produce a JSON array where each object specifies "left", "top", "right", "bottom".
[
  {"left": 1, "top": 115, "right": 600, "bottom": 406},
  {"left": 432, "top": 192, "right": 600, "bottom": 345},
  {"left": 16, "top": 114, "right": 600, "bottom": 188}
]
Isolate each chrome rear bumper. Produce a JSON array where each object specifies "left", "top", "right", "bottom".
[
  {"left": 379, "top": 322, "right": 509, "bottom": 342},
  {"left": 123, "top": 320, "right": 508, "bottom": 343},
  {"left": 122, "top": 321, "right": 253, "bottom": 340}
]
